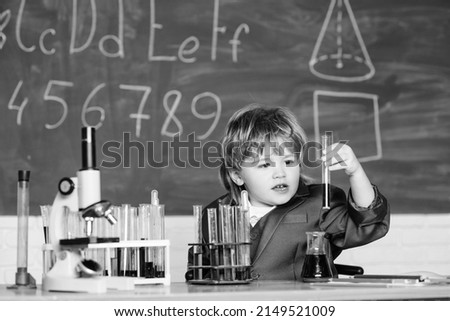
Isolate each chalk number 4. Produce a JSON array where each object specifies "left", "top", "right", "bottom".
[{"left": 8, "top": 80, "right": 28, "bottom": 126}]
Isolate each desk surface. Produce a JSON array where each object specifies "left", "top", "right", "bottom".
[{"left": 1, "top": 281, "right": 450, "bottom": 301}]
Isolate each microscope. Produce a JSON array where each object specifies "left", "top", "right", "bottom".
[{"left": 42, "top": 127, "right": 118, "bottom": 293}]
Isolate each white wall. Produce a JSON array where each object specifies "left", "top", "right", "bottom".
[{"left": 1, "top": 214, "right": 449, "bottom": 284}]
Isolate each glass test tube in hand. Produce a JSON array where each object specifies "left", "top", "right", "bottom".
[{"left": 321, "top": 132, "right": 333, "bottom": 210}]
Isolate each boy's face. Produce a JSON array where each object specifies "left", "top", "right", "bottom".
[{"left": 233, "top": 147, "right": 300, "bottom": 207}]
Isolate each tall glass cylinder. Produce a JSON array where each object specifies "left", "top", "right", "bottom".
[{"left": 16, "top": 170, "right": 30, "bottom": 283}]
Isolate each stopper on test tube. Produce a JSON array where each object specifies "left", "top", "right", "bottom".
[{"left": 18, "top": 170, "right": 30, "bottom": 182}]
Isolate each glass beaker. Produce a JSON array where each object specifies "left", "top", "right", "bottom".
[{"left": 301, "top": 231, "right": 333, "bottom": 282}]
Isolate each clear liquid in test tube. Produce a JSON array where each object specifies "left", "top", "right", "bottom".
[{"left": 321, "top": 132, "right": 333, "bottom": 210}]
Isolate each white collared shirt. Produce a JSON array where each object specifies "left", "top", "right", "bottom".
[{"left": 249, "top": 203, "right": 275, "bottom": 227}]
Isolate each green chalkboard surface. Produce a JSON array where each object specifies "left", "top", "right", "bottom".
[{"left": 0, "top": 0, "right": 449, "bottom": 215}]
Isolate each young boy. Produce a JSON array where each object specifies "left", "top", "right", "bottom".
[{"left": 186, "top": 103, "right": 390, "bottom": 281}]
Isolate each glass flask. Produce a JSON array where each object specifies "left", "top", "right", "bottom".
[{"left": 301, "top": 231, "right": 334, "bottom": 282}]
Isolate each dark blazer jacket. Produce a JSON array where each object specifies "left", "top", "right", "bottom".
[{"left": 186, "top": 180, "right": 390, "bottom": 281}]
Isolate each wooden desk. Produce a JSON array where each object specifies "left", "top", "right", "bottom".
[{"left": 1, "top": 281, "right": 449, "bottom": 301}]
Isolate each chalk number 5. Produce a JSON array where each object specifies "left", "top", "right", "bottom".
[{"left": 43, "top": 80, "right": 74, "bottom": 129}]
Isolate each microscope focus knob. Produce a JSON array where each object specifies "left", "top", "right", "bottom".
[{"left": 58, "top": 177, "right": 75, "bottom": 195}]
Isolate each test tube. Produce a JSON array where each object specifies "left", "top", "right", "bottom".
[
  {"left": 192, "top": 205, "right": 203, "bottom": 279},
  {"left": 14, "top": 170, "right": 35, "bottom": 287},
  {"left": 64, "top": 206, "right": 82, "bottom": 239},
  {"left": 128, "top": 206, "right": 138, "bottom": 277},
  {"left": 138, "top": 203, "right": 150, "bottom": 277},
  {"left": 96, "top": 211, "right": 109, "bottom": 276},
  {"left": 207, "top": 208, "right": 219, "bottom": 280},
  {"left": 40, "top": 205, "right": 51, "bottom": 244},
  {"left": 152, "top": 204, "right": 165, "bottom": 277},
  {"left": 321, "top": 132, "right": 333, "bottom": 210},
  {"left": 223, "top": 204, "right": 236, "bottom": 280},
  {"left": 119, "top": 203, "right": 130, "bottom": 276},
  {"left": 150, "top": 190, "right": 165, "bottom": 277},
  {"left": 110, "top": 205, "right": 121, "bottom": 276},
  {"left": 240, "top": 190, "right": 251, "bottom": 280},
  {"left": 40, "top": 205, "right": 54, "bottom": 274}
]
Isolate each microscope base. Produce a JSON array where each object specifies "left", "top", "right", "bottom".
[{"left": 42, "top": 276, "right": 107, "bottom": 293}]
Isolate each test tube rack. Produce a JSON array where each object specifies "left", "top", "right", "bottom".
[
  {"left": 187, "top": 242, "right": 252, "bottom": 285},
  {"left": 42, "top": 239, "right": 171, "bottom": 286}
]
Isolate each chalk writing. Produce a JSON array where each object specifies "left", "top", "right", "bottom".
[
  {"left": 3, "top": 0, "right": 250, "bottom": 140},
  {"left": 119, "top": 85, "right": 152, "bottom": 138},
  {"left": 8, "top": 80, "right": 28, "bottom": 126},
  {"left": 0, "top": 9, "right": 11, "bottom": 49},
  {"left": 7, "top": 79, "right": 222, "bottom": 139},
  {"left": 10, "top": 0, "right": 249, "bottom": 62},
  {"left": 309, "top": 0, "right": 381, "bottom": 163},
  {"left": 81, "top": 83, "right": 107, "bottom": 129},
  {"left": 161, "top": 90, "right": 183, "bottom": 137},
  {"left": 43, "top": 80, "right": 74, "bottom": 130},
  {"left": 191, "top": 92, "right": 221, "bottom": 140},
  {"left": 313, "top": 90, "right": 382, "bottom": 163}
]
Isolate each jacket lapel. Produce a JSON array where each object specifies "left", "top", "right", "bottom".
[{"left": 252, "top": 181, "right": 310, "bottom": 263}]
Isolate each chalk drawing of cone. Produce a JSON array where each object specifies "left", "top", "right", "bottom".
[{"left": 309, "top": 0, "right": 375, "bottom": 82}]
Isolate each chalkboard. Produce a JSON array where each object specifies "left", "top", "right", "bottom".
[{"left": 1, "top": 0, "right": 449, "bottom": 216}]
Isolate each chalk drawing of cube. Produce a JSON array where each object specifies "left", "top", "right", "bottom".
[{"left": 313, "top": 90, "right": 382, "bottom": 163}]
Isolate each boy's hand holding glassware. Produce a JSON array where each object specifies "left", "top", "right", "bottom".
[
  {"left": 323, "top": 142, "right": 362, "bottom": 176},
  {"left": 323, "top": 142, "right": 375, "bottom": 208}
]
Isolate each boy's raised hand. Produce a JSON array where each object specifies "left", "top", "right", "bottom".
[
  {"left": 323, "top": 142, "right": 375, "bottom": 207},
  {"left": 323, "top": 142, "right": 362, "bottom": 176}
]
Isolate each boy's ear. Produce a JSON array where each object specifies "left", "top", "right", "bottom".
[{"left": 230, "top": 170, "right": 244, "bottom": 186}]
